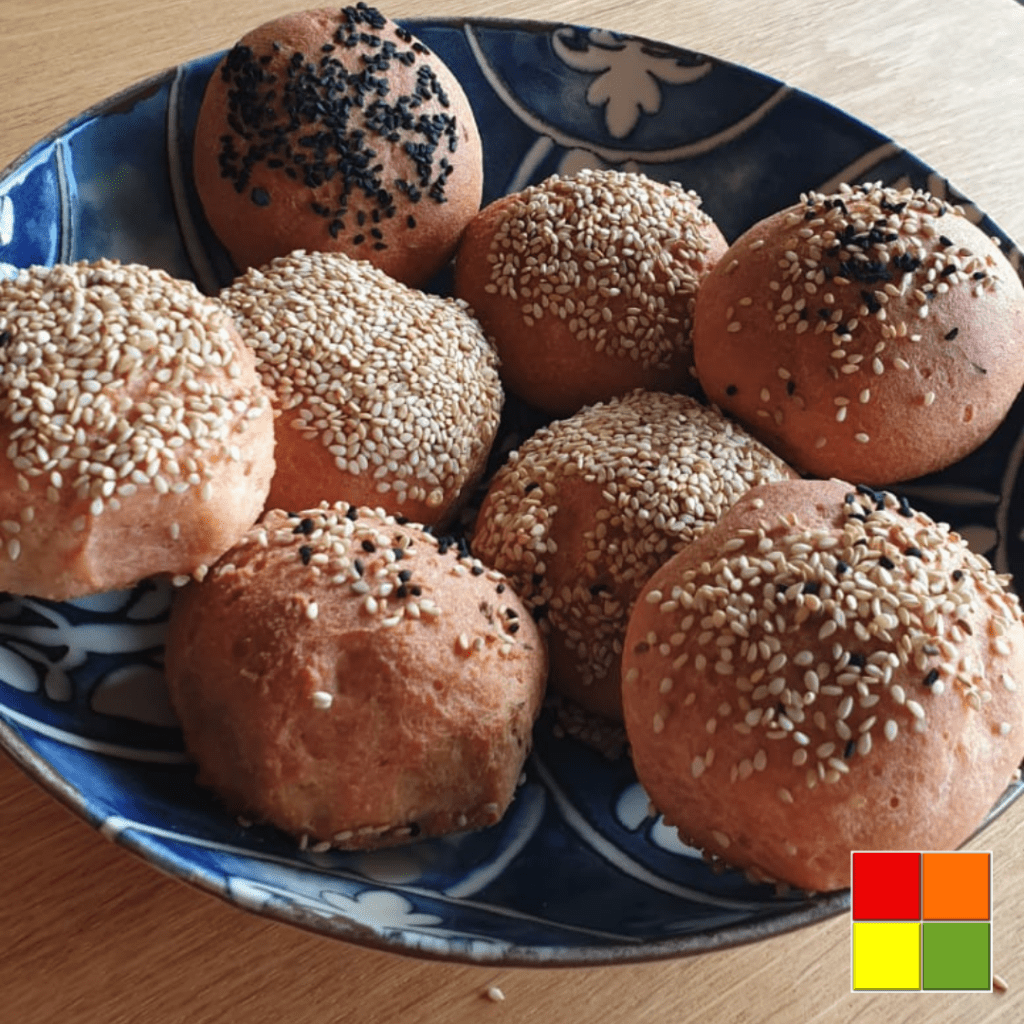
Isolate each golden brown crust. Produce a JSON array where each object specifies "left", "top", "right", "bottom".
[
  {"left": 622, "top": 478, "right": 1024, "bottom": 890},
  {"left": 220, "top": 249, "right": 502, "bottom": 529},
  {"left": 0, "top": 260, "right": 275, "bottom": 600},
  {"left": 471, "top": 391, "right": 793, "bottom": 721},
  {"left": 193, "top": 7, "right": 483, "bottom": 287},
  {"left": 693, "top": 183, "right": 1024, "bottom": 485},
  {"left": 164, "top": 503, "right": 547, "bottom": 849},
  {"left": 453, "top": 170, "right": 727, "bottom": 416}
]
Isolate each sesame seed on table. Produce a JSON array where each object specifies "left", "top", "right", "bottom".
[{"left": 1, "top": 2, "right": 1023, "bottom": 1024}]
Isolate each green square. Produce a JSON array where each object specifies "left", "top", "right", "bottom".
[{"left": 922, "top": 922, "right": 990, "bottom": 990}]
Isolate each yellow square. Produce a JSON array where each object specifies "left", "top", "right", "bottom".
[{"left": 852, "top": 921, "right": 921, "bottom": 990}]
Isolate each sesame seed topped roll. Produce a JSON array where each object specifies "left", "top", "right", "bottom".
[
  {"left": 622, "top": 478, "right": 1024, "bottom": 891},
  {"left": 471, "top": 390, "right": 793, "bottom": 721},
  {"left": 453, "top": 169, "right": 727, "bottom": 416},
  {"left": 0, "top": 259, "right": 275, "bottom": 601},
  {"left": 192, "top": 5, "right": 483, "bottom": 287},
  {"left": 164, "top": 502, "right": 547, "bottom": 850},
  {"left": 220, "top": 249, "right": 503, "bottom": 528},
  {"left": 693, "top": 182, "right": 1024, "bottom": 485}
]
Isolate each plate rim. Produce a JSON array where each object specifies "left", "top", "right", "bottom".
[{"left": 0, "top": 13, "right": 1020, "bottom": 967}]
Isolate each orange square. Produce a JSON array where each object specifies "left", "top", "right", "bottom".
[{"left": 922, "top": 852, "right": 990, "bottom": 920}]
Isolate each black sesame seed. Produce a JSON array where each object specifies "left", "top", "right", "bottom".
[
  {"left": 879, "top": 555, "right": 895, "bottom": 570},
  {"left": 398, "top": 569, "right": 412, "bottom": 582},
  {"left": 802, "top": 580, "right": 821, "bottom": 595},
  {"left": 408, "top": 821, "right": 421, "bottom": 837},
  {"left": 410, "top": 585, "right": 422, "bottom": 596},
  {"left": 0, "top": 330, "right": 9, "bottom": 345},
  {"left": 855, "top": 483, "right": 883, "bottom": 505},
  {"left": 293, "top": 517, "right": 315, "bottom": 535},
  {"left": 353, "top": 558, "right": 364, "bottom": 576},
  {"left": 524, "top": 481, "right": 540, "bottom": 494},
  {"left": 786, "top": 380, "right": 796, "bottom": 396},
  {"left": 725, "top": 384, "right": 738, "bottom": 396},
  {"left": 952, "top": 569, "right": 964, "bottom": 582},
  {"left": 361, "top": 539, "right": 376, "bottom": 553},
  {"left": 496, "top": 583, "right": 506, "bottom": 594},
  {"left": 508, "top": 621, "right": 520, "bottom": 634},
  {"left": 847, "top": 652, "right": 866, "bottom": 669},
  {"left": 898, "top": 496, "right": 914, "bottom": 518},
  {"left": 505, "top": 607, "right": 519, "bottom": 619},
  {"left": 392, "top": 546, "right": 405, "bottom": 560},
  {"left": 944, "top": 327, "right": 959, "bottom": 341},
  {"left": 922, "top": 668, "right": 940, "bottom": 687},
  {"left": 471, "top": 564, "right": 485, "bottom": 576},
  {"left": 299, "top": 545, "right": 313, "bottom": 565},
  {"left": 904, "top": 546, "right": 923, "bottom": 559},
  {"left": 844, "top": 739, "right": 856, "bottom": 759},
  {"left": 939, "top": 235, "right": 954, "bottom": 247},
  {"left": 345, "top": 506, "right": 359, "bottom": 521},
  {"left": 250, "top": 186, "right": 271, "bottom": 206},
  {"left": 836, "top": 560, "right": 849, "bottom": 574}
]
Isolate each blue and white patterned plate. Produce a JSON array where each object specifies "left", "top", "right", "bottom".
[{"left": 2, "top": 18, "right": 1023, "bottom": 966}]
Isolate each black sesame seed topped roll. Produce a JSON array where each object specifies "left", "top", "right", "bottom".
[
  {"left": 0, "top": 259, "right": 275, "bottom": 601},
  {"left": 622, "top": 478, "right": 1024, "bottom": 891},
  {"left": 220, "top": 249, "right": 502, "bottom": 528},
  {"left": 454, "top": 169, "right": 728, "bottom": 416},
  {"left": 193, "top": 5, "right": 484, "bottom": 287},
  {"left": 164, "top": 502, "right": 547, "bottom": 851},
  {"left": 471, "top": 390, "right": 793, "bottom": 721},
  {"left": 693, "top": 182, "right": 1024, "bottom": 485}
]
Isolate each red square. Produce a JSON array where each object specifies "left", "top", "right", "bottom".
[{"left": 852, "top": 851, "right": 921, "bottom": 920}]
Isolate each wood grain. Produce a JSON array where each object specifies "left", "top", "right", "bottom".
[{"left": 1, "top": 1, "right": 1023, "bottom": 1022}]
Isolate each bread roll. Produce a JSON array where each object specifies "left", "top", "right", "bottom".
[
  {"left": 164, "top": 502, "right": 547, "bottom": 850},
  {"left": 193, "top": 5, "right": 483, "bottom": 287},
  {"left": 471, "top": 390, "right": 793, "bottom": 720},
  {"left": 454, "top": 169, "right": 727, "bottom": 416},
  {"left": 693, "top": 182, "right": 1024, "bottom": 484},
  {"left": 0, "top": 259, "right": 274, "bottom": 600},
  {"left": 622, "top": 478, "right": 1024, "bottom": 891},
  {"left": 220, "top": 249, "right": 502, "bottom": 528}
]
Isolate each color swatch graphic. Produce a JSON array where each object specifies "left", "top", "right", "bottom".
[{"left": 851, "top": 851, "right": 991, "bottom": 992}]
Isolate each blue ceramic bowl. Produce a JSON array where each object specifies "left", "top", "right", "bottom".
[{"left": 1, "top": 18, "right": 1022, "bottom": 965}]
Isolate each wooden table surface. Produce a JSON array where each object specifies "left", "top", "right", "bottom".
[{"left": 2, "top": 1, "right": 1024, "bottom": 1021}]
